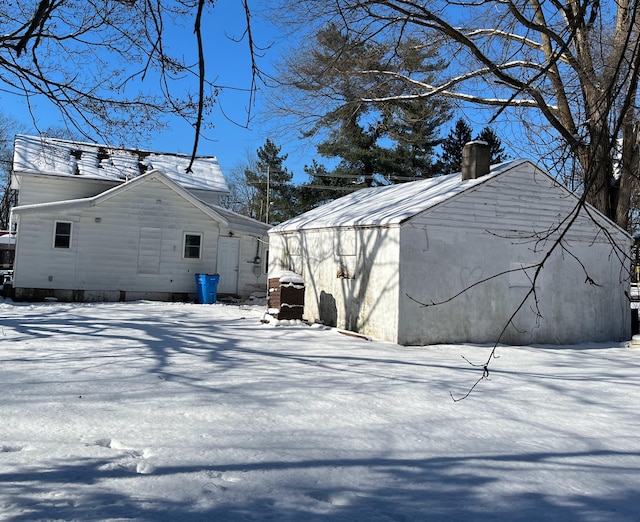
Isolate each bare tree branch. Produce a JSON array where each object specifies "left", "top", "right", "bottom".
[
  {"left": 275, "top": 0, "right": 640, "bottom": 226},
  {"left": 187, "top": 0, "right": 207, "bottom": 173},
  {"left": 0, "top": 1, "right": 262, "bottom": 165}
]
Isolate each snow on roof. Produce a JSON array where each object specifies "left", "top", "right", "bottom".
[
  {"left": 13, "top": 134, "right": 229, "bottom": 194},
  {"left": 272, "top": 160, "right": 527, "bottom": 232}
]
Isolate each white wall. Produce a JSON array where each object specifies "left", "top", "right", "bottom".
[
  {"left": 16, "top": 175, "right": 117, "bottom": 206},
  {"left": 269, "top": 226, "right": 401, "bottom": 341},
  {"left": 189, "top": 188, "right": 224, "bottom": 207},
  {"left": 13, "top": 177, "right": 267, "bottom": 300},
  {"left": 398, "top": 224, "right": 630, "bottom": 344},
  {"left": 397, "top": 165, "right": 631, "bottom": 345}
]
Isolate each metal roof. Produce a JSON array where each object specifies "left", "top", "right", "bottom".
[{"left": 13, "top": 134, "right": 229, "bottom": 194}]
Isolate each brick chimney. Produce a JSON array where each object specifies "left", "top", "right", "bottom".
[{"left": 461, "top": 140, "right": 491, "bottom": 180}]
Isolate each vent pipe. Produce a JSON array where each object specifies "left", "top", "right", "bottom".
[{"left": 461, "top": 140, "right": 491, "bottom": 180}]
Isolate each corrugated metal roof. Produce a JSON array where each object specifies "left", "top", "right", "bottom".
[
  {"left": 13, "top": 134, "right": 229, "bottom": 194},
  {"left": 271, "top": 160, "right": 526, "bottom": 232}
]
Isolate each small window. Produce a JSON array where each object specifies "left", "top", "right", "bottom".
[
  {"left": 54, "top": 221, "right": 72, "bottom": 249},
  {"left": 183, "top": 233, "right": 202, "bottom": 259}
]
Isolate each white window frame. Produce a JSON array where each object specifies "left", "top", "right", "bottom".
[
  {"left": 183, "top": 232, "right": 203, "bottom": 260},
  {"left": 53, "top": 221, "right": 73, "bottom": 249}
]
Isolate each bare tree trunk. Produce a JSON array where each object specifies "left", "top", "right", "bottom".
[
  {"left": 617, "top": 122, "right": 640, "bottom": 230},
  {"left": 577, "top": 125, "right": 615, "bottom": 221},
  {"left": 273, "top": 0, "right": 640, "bottom": 228}
]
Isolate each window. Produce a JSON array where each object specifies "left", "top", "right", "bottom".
[
  {"left": 335, "top": 229, "right": 356, "bottom": 279},
  {"left": 285, "top": 235, "right": 303, "bottom": 274},
  {"left": 54, "top": 221, "right": 72, "bottom": 249},
  {"left": 183, "top": 233, "right": 202, "bottom": 259},
  {"left": 0, "top": 248, "right": 14, "bottom": 267}
]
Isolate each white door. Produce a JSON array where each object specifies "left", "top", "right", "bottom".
[{"left": 217, "top": 237, "right": 240, "bottom": 294}]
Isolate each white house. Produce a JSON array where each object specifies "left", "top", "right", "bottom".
[
  {"left": 268, "top": 143, "right": 632, "bottom": 345},
  {"left": 9, "top": 135, "right": 270, "bottom": 302}
]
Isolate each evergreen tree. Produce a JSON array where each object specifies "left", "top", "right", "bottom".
[
  {"left": 382, "top": 98, "right": 446, "bottom": 180},
  {"left": 437, "top": 118, "right": 473, "bottom": 174},
  {"left": 437, "top": 118, "right": 508, "bottom": 174},
  {"left": 476, "top": 127, "right": 508, "bottom": 164},
  {"left": 296, "top": 160, "right": 356, "bottom": 213},
  {"left": 243, "top": 139, "right": 296, "bottom": 224},
  {"left": 277, "top": 24, "right": 451, "bottom": 188}
]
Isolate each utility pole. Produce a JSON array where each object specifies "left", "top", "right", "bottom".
[{"left": 266, "top": 165, "right": 270, "bottom": 224}]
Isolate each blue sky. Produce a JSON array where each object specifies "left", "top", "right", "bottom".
[
  {"left": 1, "top": 2, "right": 311, "bottom": 182},
  {"left": 0, "top": 1, "right": 516, "bottom": 186}
]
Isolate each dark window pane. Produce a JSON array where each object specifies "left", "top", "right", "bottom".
[
  {"left": 54, "top": 222, "right": 71, "bottom": 249},
  {"left": 184, "top": 234, "right": 201, "bottom": 258}
]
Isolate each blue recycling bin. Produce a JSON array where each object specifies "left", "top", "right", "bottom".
[{"left": 195, "top": 273, "right": 220, "bottom": 304}]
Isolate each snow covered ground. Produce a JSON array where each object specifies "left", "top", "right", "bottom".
[{"left": 0, "top": 299, "right": 638, "bottom": 521}]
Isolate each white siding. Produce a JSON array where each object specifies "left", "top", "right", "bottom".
[
  {"left": 410, "top": 163, "right": 627, "bottom": 245},
  {"left": 235, "top": 234, "right": 268, "bottom": 298},
  {"left": 13, "top": 212, "right": 80, "bottom": 289},
  {"left": 398, "top": 165, "right": 631, "bottom": 345},
  {"left": 17, "top": 175, "right": 116, "bottom": 206},
  {"left": 270, "top": 227, "right": 401, "bottom": 342},
  {"left": 189, "top": 188, "right": 223, "bottom": 206},
  {"left": 14, "top": 170, "right": 227, "bottom": 209},
  {"left": 137, "top": 227, "right": 162, "bottom": 275},
  {"left": 13, "top": 177, "right": 254, "bottom": 299}
]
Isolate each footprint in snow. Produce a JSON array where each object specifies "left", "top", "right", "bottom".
[{"left": 93, "top": 438, "right": 155, "bottom": 474}]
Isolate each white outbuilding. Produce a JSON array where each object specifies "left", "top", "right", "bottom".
[
  {"left": 268, "top": 143, "right": 632, "bottom": 345},
  {"left": 9, "top": 135, "right": 270, "bottom": 302}
]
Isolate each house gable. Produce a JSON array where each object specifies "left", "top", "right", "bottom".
[
  {"left": 12, "top": 169, "right": 229, "bottom": 226},
  {"left": 408, "top": 160, "right": 630, "bottom": 245}
]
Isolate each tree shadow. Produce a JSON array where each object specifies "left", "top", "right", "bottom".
[
  {"left": 2, "top": 450, "right": 639, "bottom": 521},
  {"left": 1, "top": 302, "right": 639, "bottom": 520}
]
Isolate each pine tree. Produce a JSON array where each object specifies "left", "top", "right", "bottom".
[
  {"left": 437, "top": 119, "right": 508, "bottom": 174},
  {"left": 437, "top": 118, "right": 473, "bottom": 174},
  {"left": 296, "top": 160, "right": 357, "bottom": 213},
  {"left": 243, "top": 139, "right": 295, "bottom": 224},
  {"left": 476, "top": 127, "right": 508, "bottom": 164},
  {"left": 278, "top": 24, "right": 451, "bottom": 187}
]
